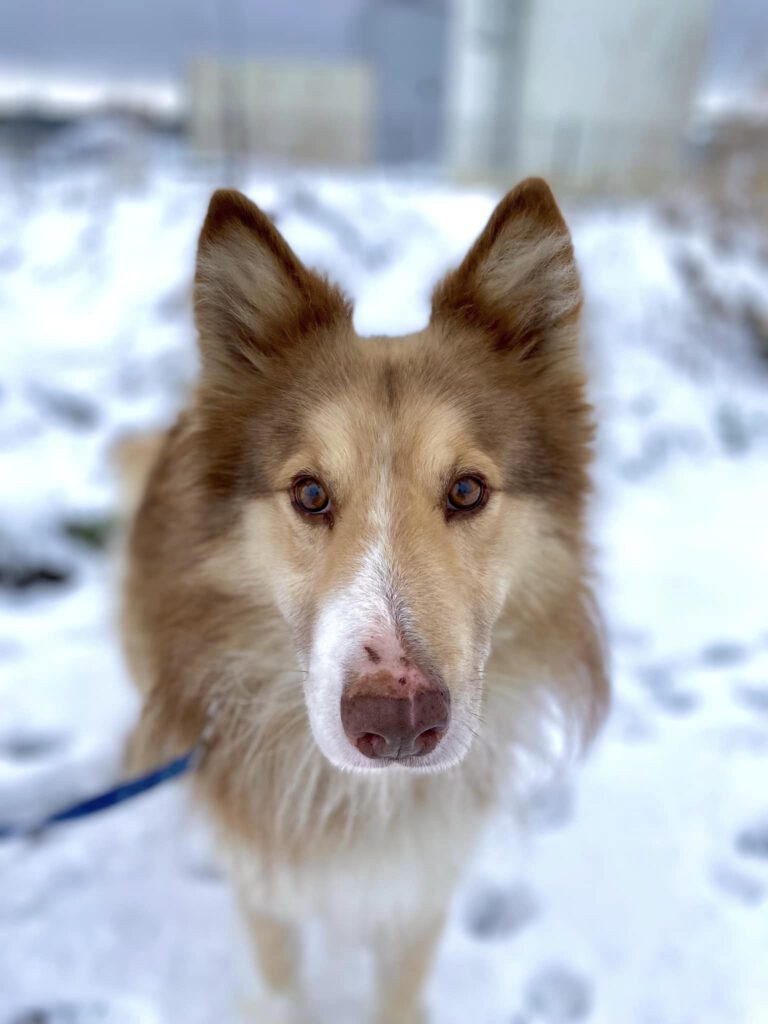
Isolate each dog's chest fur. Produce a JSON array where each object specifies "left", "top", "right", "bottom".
[
  {"left": 197, "top": 659, "right": 506, "bottom": 931},
  {"left": 222, "top": 767, "right": 493, "bottom": 930}
]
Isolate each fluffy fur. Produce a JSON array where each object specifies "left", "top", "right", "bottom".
[{"left": 121, "top": 178, "right": 609, "bottom": 1023}]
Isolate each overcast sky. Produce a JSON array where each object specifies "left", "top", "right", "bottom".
[{"left": 0, "top": 0, "right": 765, "bottom": 95}]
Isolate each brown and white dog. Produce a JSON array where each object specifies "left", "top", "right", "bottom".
[{"left": 121, "top": 178, "right": 609, "bottom": 1023}]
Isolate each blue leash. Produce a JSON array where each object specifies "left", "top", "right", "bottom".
[{"left": 0, "top": 745, "right": 201, "bottom": 842}]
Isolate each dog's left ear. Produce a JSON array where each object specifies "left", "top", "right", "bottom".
[{"left": 431, "top": 178, "right": 581, "bottom": 361}]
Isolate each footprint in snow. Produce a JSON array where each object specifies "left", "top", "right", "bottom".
[
  {"left": 734, "top": 684, "right": 768, "bottom": 716},
  {"left": 7, "top": 1000, "right": 160, "bottom": 1024},
  {"left": 700, "top": 641, "right": 749, "bottom": 668},
  {"left": 524, "top": 964, "right": 593, "bottom": 1022},
  {"left": 0, "top": 732, "right": 68, "bottom": 763},
  {"left": 735, "top": 817, "right": 768, "bottom": 860},
  {"left": 465, "top": 882, "right": 540, "bottom": 939},
  {"left": 635, "top": 665, "right": 698, "bottom": 715},
  {"left": 712, "top": 861, "right": 765, "bottom": 904}
]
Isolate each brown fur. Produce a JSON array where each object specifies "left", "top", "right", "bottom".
[{"left": 121, "top": 178, "right": 609, "bottom": 1022}]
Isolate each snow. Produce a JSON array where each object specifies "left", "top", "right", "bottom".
[
  {"left": 1, "top": 137, "right": 767, "bottom": 1023},
  {"left": 0, "top": 68, "right": 181, "bottom": 120}
]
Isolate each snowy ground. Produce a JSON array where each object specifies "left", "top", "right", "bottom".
[{"left": 1, "top": 134, "right": 767, "bottom": 1024}]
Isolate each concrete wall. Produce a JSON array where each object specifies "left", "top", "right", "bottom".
[
  {"left": 445, "top": 0, "right": 531, "bottom": 173},
  {"left": 447, "top": 0, "right": 715, "bottom": 190},
  {"left": 361, "top": 0, "right": 449, "bottom": 164},
  {"left": 187, "top": 58, "right": 374, "bottom": 166}
]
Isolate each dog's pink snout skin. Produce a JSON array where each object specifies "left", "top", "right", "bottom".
[{"left": 341, "top": 643, "right": 450, "bottom": 760}]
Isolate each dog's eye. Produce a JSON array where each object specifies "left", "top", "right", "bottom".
[
  {"left": 447, "top": 476, "right": 486, "bottom": 513},
  {"left": 292, "top": 477, "right": 330, "bottom": 515}
]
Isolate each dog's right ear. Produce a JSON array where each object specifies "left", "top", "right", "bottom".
[{"left": 194, "top": 189, "right": 351, "bottom": 375}]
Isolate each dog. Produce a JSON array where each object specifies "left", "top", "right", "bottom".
[{"left": 120, "top": 177, "right": 609, "bottom": 1023}]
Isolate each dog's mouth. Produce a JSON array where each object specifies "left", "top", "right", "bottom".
[{"left": 353, "top": 748, "right": 444, "bottom": 769}]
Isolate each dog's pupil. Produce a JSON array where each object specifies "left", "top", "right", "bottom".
[
  {"left": 453, "top": 478, "right": 479, "bottom": 505},
  {"left": 303, "top": 482, "right": 325, "bottom": 509}
]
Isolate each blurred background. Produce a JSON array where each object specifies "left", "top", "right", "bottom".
[{"left": 0, "top": 1, "right": 767, "bottom": 1022}]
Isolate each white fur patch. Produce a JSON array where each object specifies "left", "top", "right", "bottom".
[
  {"left": 305, "top": 540, "right": 479, "bottom": 774},
  {"left": 305, "top": 544, "right": 393, "bottom": 772}
]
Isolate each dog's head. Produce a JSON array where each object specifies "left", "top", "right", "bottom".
[{"left": 192, "top": 181, "right": 607, "bottom": 774}]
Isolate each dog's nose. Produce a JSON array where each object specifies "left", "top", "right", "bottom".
[{"left": 341, "top": 670, "right": 450, "bottom": 760}]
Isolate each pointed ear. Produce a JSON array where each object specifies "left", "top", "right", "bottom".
[
  {"left": 431, "top": 178, "right": 581, "bottom": 360},
  {"left": 194, "top": 189, "right": 351, "bottom": 375}
]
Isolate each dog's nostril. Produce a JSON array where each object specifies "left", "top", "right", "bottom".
[
  {"left": 356, "top": 731, "right": 387, "bottom": 759},
  {"left": 416, "top": 727, "right": 442, "bottom": 756}
]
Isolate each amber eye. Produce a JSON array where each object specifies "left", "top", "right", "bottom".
[
  {"left": 447, "top": 476, "right": 486, "bottom": 513},
  {"left": 292, "top": 477, "right": 330, "bottom": 515}
]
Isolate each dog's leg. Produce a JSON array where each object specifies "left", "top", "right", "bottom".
[
  {"left": 246, "top": 909, "right": 301, "bottom": 995},
  {"left": 240, "top": 909, "right": 304, "bottom": 1023},
  {"left": 371, "top": 912, "right": 445, "bottom": 1024}
]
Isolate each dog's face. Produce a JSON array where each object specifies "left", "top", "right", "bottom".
[{"left": 193, "top": 182, "right": 605, "bottom": 773}]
